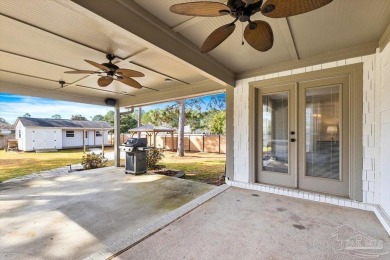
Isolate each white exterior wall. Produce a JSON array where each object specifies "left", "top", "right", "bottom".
[
  {"left": 93, "top": 130, "right": 110, "bottom": 146},
  {"left": 379, "top": 42, "right": 390, "bottom": 218},
  {"left": 14, "top": 121, "right": 24, "bottom": 151},
  {"left": 232, "top": 53, "right": 381, "bottom": 203},
  {"left": 21, "top": 127, "right": 62, "bottom": 151},
  {"left": 62, "top": 130, "right": 84, "bottom": 148},
  {"left": 61, "top": 129, "right": 110, "bottom": 148}
]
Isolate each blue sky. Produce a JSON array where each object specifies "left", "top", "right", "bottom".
[{"left": 0, "top": 92, "right": 224, "bottom": 124}]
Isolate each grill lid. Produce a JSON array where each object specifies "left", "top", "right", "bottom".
[{"left": 125, "top": 138, "right": 147, "bottom": 147}]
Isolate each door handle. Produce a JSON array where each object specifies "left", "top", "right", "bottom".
[{"left": 290, "top": 138, "right": 296, "bottom": 142}]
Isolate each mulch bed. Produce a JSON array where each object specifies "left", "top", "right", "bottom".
[{"left": 150, "top": 167, "right": 185, "bottom": 178}]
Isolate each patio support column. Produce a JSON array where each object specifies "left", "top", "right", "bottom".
[
  {"left": 114, "top": 105, "right": 121, "bottom": 167},
  {"left": 171, "top": 132, "right": 174, "bottom": 151},
  {"left": 225, "top": 87, "right": 234, "bottom": 181},
  {"left": 83, "top": 128, "right": 86, "bottom": 152},
  {"left": 101, "top": 127, "right": 104, "bottom": 157}
]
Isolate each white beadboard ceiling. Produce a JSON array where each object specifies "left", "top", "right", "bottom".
[
  {"left": 136, "top": 0, "right": 390, "bottom": 74},
  {"left": 0, "top": 0, "right": 389, "bottom": 107}
]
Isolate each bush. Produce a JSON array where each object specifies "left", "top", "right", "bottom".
[
  {"left": 81, "top": 152, "right": 107, "bottom": 170},
  {"left": 147, "top": 147, "right": 164, "bottom": 170}
]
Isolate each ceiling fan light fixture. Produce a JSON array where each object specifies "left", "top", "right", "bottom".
[
  {"left": 58, "top": 80, "right": 66, "bottom": 88},
  {"left": 262, "top": 4, "right": 275, "bottom": 13},
  {"left": 169, "top": 0, "right": 334, "bottom": 52},
  {"left": 249, "top": 22, "right": 257, "bottom": 30},
  {"left": 239, "top": 8, "right": 252, "bottom": 22}
]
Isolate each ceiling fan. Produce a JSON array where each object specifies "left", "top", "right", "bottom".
[
  {"left": 64, "top": 54, "right": 144, "bottom": 89},
  {"left": 170, "top": 0, "right": 333, "bottom": 53}
]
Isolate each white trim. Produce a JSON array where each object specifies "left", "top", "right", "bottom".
[
  {"left": 226, "top": 179, "right": 374, "bottom": 211},
  {"left": 374, "top": 205, "right": 390, "bottom": 236}
]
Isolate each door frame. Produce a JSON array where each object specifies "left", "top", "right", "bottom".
[
  {"left": 256, "top": 83, "right": 298, "bottom": 188},
  {"left": 248, "top": 64, "right": 363, "bottom": 201},
  {"left": 297, "top": 76, "right": 349, "bottom": 196}
]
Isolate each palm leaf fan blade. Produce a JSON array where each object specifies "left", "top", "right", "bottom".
[
  {"left": 201, "top": 23, "right": 236, "bottom": 53},
  {"left": 244, "top": 20, "right": 273, "bottom": 52},
  {"left": 170, "top": 2, "right": 230, "bottom": 17},
  {"left": 117, "top": 77, "right": 142, "bottom": 89},
  {"left": 261, "top": 0, "right": 333, "bottom": 18}
]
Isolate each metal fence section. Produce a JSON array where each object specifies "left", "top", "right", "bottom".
[{"left": 109, "top": 133, "right": 226, "bottom": 154}]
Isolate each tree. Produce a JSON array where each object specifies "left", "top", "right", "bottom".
[
  {"left": 23, "top": 113, "right": 31, "bottom": 118},
  {"left": 141, "top": 93, "right": 226, "bottom": 157},
  {"left": 103, "top": 111, "right": 114, "bottom": 126},
  {"left": 142, "top": 109, "right": 162, "bottom": 126},
  {"left": 99, "top": 110, "right": 137, "bottom": 133},
  {"left": 51, "top": 114, "right": 61, "bottom": 119},
  {"left": 71, "top": 114, "right": 88, "bottom": 121},
  {"left": 92, "top": 114, "right": 104, "bottom": 121},
  {"left": 0, "top": 117, "right": 8, "bottom": 124},
  {"left": 120, "top": 113, "right": 137, "bottom": 133},
  {"left": 186, "top": 109, "right": 204, "bottom": 131},
  {"left": 210, "top": 111, "right": 226, "bottom": 134},
  {"left": 177, "top": 99, "right": 185, "bottom": 157}
]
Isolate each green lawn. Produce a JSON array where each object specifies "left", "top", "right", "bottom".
[
  {"left": 158, "top": 151, "right": 226, "bottom": 186},
  {"left": 0, "top": 149, "right": 226, "bottom": 186},
  {"left": 0, "top": 149, "right": 84, "bottom": 182}
]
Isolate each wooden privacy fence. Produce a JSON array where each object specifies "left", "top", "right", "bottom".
[
  {"left": 0, "top": 134, "right": 15, "bottom": 149},
  {"left": 109, "top": 133, "right": 226, "bottom": 154}
]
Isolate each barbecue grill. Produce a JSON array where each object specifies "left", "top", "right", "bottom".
[{"left": 123, "top": 138, "right": 148, "bottom": 175}]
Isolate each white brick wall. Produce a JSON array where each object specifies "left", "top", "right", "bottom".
[
  {"left": 233, "top": 53, "right": 380, "bottom": 204},
  {"left": 380, "top": 42, "right": 390, "bottom": 217},
  {"left": 234, "top": 79, "right": 250, "bottom": 182}
]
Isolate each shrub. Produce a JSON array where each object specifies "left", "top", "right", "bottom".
[
  {"left": 147, "top": 147, "right": 164, "bottom": 170},
  {"left": 81, "top": 152, "right": 107, "bottom": 170}
]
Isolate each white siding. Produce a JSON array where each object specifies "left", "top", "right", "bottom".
[
  {"left": 62, "top": 130, "right": 83, "bottom": 148},
  {"left": 61, "top": 129, "right": 110, "bottom": 147},
  {"left": 20, "top": 127, "right": 62, "bottom": 151},
  {"left": 94, "top": 130, "right": 110, "bottom": 146},
  {"left": 14, "top": 121, "right": 24, "bottom": 150}
]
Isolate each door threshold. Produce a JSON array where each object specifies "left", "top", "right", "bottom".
[
  {"left": 258, "top": 182, "right": 349, "bottom": 200},
  {"left": 226, "top": 179, "right": 373, "bottom": 212}
]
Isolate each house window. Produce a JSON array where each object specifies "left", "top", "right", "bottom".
[
  {"left": 85, "top": 132, "right": 88, "bottom": 138},
  {"left": 96, "top": 131, "right": 102, "bottom": 137},
  {"left": 66, "top": 131, "right": 74, "bottom": 137},
  {"left": 18, "top": 130, "right": 21, "bottom": 138}
]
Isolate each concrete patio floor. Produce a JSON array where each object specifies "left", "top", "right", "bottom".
[
  {"left": 0, "top": 167, "right": 215, "bottom": 259},
  {"left": 118, "top": 187, "right": 390, "bottom": 260}
]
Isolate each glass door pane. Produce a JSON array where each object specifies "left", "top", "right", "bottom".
[
  {"left": 262, "top": 92, "right": 289, "bottom": 174},
  {"left": 305, "top": 86, "right": 340, "bottom": 180}
]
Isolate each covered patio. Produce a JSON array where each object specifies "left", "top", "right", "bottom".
[
  {"left": 0, "top": 167, "right": 217, "bottom": 259},
  {"left": 1, "top": 0, "right": 390, "bottom": 258}
]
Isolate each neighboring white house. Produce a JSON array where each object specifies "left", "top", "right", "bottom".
[{"left": 14, "top": 117, "right": 112, "bottom": 151}]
